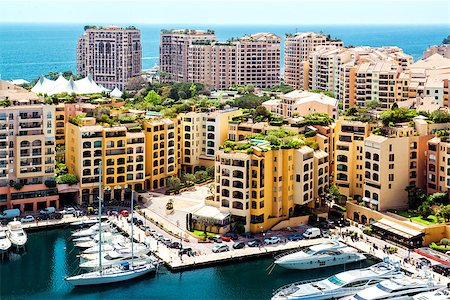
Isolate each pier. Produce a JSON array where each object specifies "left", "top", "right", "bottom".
[
  {"left": 110, "top": 215, "right": 329, "bottom": 271},
  {"left": 18, "top": 216, "right": 99, "bottom": 232}
]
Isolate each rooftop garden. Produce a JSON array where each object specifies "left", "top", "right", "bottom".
[
  {"left": 220, "top": 129, "right": 319, "bottom": 153},
  {"left": 291, "top": 113, "right": 334, "bottom": 127},
  {"left": 380, "top": 105, "right": 419, "bottom": 126},
  {"left": 435, "top": 129, "right": 450, "bottom": 142},
  {"left": 264, "top": 83, "right": 294, "bottom": 94},
  {"left": 309, "top": 89, "right": 335, "bottom": 98}
]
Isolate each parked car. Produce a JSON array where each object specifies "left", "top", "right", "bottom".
[
  {"left": 169, "top": 242, "right": 182, "bottom": 249},
  {"left": 223, "top": 232, "right": 239, "bottom": 240},
  {"left": 51, "top": 212, "right": 63, "bottom": 220},
  {"left": 179, "top": 248, "right": 193, "bottom": 256},
  {"left": 155, "top": 233, "right": 164, "bottom": 241},
  {"left": 303, "top": 227, "right": 321, "bottom": 239},
  {"left": 264, "top": 236, "right": 281, "bottom": 245},
  {"left": 110, "top": 210, "right": 118, "bottom": 216},
  {"left": 416, "top": 257, "right": 431, "bottom": 267},
  {"left": 40, "top": 207, "right": 56, "bottom": 215},
  {"left": 120, "top": 210, "right": 129, "bottom": 217},
  {"left": 212, "top": 236, "right": 222, "bottom": 243},
  {"left": 247, "top": 239, "right": 262, "bottom": 247},
  {"left": 20, "top": 215, "right": 35, "bottom": 223},
  {"left": 233, "top": 241, "right": 245, "bottom": 249},
  {"left": 59, "top": 207, "right": 76, "bottom": 215},
  {"left": 162, "top": 238, "right": 172, "bottom": 246},
  {"left": 212, "top": 244, "right": 229, "bottom": 253},
  {"left": 221, "top": 236, "right": 231, "bottom": 242},
  {"left": 287, "top": 234, "right": 304, "bottom": 241}
]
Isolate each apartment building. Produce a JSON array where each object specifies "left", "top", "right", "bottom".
[
  {"left": 264, "top": 90, "right": 338, "bottom": 119},
  {"left": 142, "top": 118, "right": 180, "bottom": 190},
  {"left": 423, "top": 44, "right": 450, "bottom": 59},
  {"left": 66, "top": 118, "right": 145, "bottom": 205},
  {"left": 284, "top": 32, "right": 343, "bottom": 89},
  {"left": 426, "top": 132, "right": 450, "bottom": 195},
  {"left": 334, "top": 119, "right": 373, "bottom": 199},
  {"left": 77, "top": 25, "right": 142, "bottom": 90},
  {"left": 214, "top": 141, "right": 328, "bottom": 232},
  {"left": 363, "top": 129, "right": 430, "bottom": 211},
  {"left": 163, "top": 30, "right": 281, "bottom": 88},
  {"left": 0, "top": 82, "right": 57, "bottom": 212},
  {"left": 160, "top": 29, "right": 216, "bottom": 83},
  {"left": 355, "top": 61, "right": 402, "bottom": 109},
  {"left": 180, "top": 108, "right": 242, "bottom": 173}
]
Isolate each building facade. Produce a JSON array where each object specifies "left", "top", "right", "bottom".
[{"left": 77, "top": 25, "right": 142, "bottom": 90}]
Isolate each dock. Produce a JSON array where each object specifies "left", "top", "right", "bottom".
[
  {"left": 19, "top": 216, "right": 99, "bottom": 232},
  {"left": 110, "top": 216, "right": 329, "bottom": 271}
]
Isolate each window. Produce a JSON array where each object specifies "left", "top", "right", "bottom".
[
  {"left": 389, "top": 154, "right": 394, "bottom": 161},
  {"left": 389, "top": 174, "right": 394, "bottom": 181}
]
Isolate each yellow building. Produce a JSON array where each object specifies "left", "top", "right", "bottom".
[
  {"left": 142, "top": 117, "right": 180, "bottom": 190},
  {"left": 66, "top": 117, "right": 145, "bottom": 205},
  {"left": 214, "top": 138, "right": 329, "bottom": 233}
]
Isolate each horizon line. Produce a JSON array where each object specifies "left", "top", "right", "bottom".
[{"left": 1, "top": 21, "right": 449, "bottom": 26}]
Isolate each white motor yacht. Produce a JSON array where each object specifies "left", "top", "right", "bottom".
[
  {"left": 80, "top": 239, "right": 133, "bottom": 257},
  {"left": 6, "top": 221, "right": 27, "bottom": 247},
  {"left": 274, "top": 239, "right": 366, "bottom": 270},
  {"left": 79, "top": 244, "right": 150, "bottom": 269},
  {"left": 412, "top": 285, "right": 450, "bottom": 300},
  {"left": 75, "top": 233, "right": 126, "bottom": 249},
  {"left": 70, "top": 217, "right": 108, "bottom": 228},
  {"left": 347, "top": 274, "right": 443, "bottom": 300},
  {"left": 272, "top": 260, "right": 402, "bottom": 300},
  {"left": 0, "top": 226, "right": 12, "bottom": 252},
  {"left": 71, "top": 222, "right": 113, "bottom": 238}
]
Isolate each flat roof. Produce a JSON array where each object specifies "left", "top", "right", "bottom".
[{"left": 373, "top": 218, "right": 424, "bottom": 240}]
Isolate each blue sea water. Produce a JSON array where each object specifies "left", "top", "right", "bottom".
[{"left": 0, "top": 23, "right": 448, "bottom": 81}]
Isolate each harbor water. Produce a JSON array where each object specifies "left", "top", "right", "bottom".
[{"left": 0, "top": 228, "right": 377, "bottom": 299}]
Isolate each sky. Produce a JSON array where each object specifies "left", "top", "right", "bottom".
[{"left": 1, "top": 0, "right": 449, "bottom": 25}]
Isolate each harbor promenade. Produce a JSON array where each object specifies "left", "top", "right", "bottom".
[
  {"left": 110, "top": 215, "right": 329, "bottom": 271},
  {"left": 337, "top": 226, "right": 450, "bottom": 284},
  {"left": 18, "top": 215, "right": 98, "bottom": 231}
]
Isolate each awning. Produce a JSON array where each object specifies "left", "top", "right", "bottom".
[
  {"left": 192, "top": 205, "right": 230, "bottom": 221},
  {"left": 362, "top": 197, "right": 370, "bottom": 202},
  {"left": 372, "top": 218, "right": 424, "bottom": 240},
  {"left": 370, "top": 199, "right": 379, "bottom": 205}
]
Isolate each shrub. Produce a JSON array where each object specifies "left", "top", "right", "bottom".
[
  {"left": 9, "top": 181, "right": 23, "bottom": 190},
  {"left": 44, "top": 178, "right": 57, "bottom": 188},
  {"left": 57, "top": 173, "right": 78, "bottom": 185}
]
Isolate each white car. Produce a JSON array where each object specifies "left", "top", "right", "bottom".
[
  {"left": 264, "top": 236, "right": 281, "bottom": 244},
  {"left": 60, "top": 207, "right": 76, "bottom": 215},
  {"left": 20, "top": 215, "right": 35, "bottom": 223}
]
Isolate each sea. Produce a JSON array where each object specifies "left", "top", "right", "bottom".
[
  {"left": 0, "top": 228, "right": 377, "bottom": 299},
  {"left": 0, "top": 23, "right": 449, "bottom": 81}
]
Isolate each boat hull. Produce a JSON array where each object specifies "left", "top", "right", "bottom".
[
  {"left": 275, "top": 253, "right": 365, "bottom": 270},
  {"left": 65, "top": 265, "right": 156, "bottom": 286}
]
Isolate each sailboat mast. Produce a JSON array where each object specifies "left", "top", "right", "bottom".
[
  {"left": 98, "top": 162, "right": 102, "bottom": 273},
  {"left": 131, "top": 190, "right": 134, "bottom": 265}
]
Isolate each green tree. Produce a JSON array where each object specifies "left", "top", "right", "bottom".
[
  {"left": 418, "top": 202, "right": 433, "bottom": 219},
  {"left": 143, "top": 90, "right": 161, "bottom": 106},
  {"left": 405, "top": 185, "right": 427, "bottom": 210},
  {"left": 57, "top": 173, "right": 78, "bottom": 185},
  {"left": 253, "top": 105, "right": 272, "bottom": 122},
  {"left": 205, "top": 166, "right": 214, "bottom": 178},
  {"left": 440, "top": 204, "right": 450, "bottom": 222},
  {"left": 428, "top": 192, "right": 448, "bottom": 205},
  {"left": 327, "top": 185, "right": 342, "bottom": 205},
  {"left": 194, "top": 170, "right": 208, "bottom": 182},
  {"left": 182, "top": 173, "right": 196, "bottom": 185},
  {"left": 344, "top": 106, "right": 358, "bottom": 116},
  {"left": 189, "top": 83, "right": 197, "bottom": 97},
  {"left": 167, "top": 177, "right": 181, "bottom": 191},
  {"left": 365, "top": 99, "right": 382, "bottom": 110}
]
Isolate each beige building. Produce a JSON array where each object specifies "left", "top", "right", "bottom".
[
  {"left": 0, "top": 82, "right": 58, "bottom": 212},
  {"left": 163, "top": 30, "right": 281, "bottom": 89},
  {"left": 423, "top": 44, "right": 450, "bottom": 59},
  {"left": 180, "top": 108, "right": 242, "bottom": 173},
  {"left": 77, "top": 25, "right": 142, "bottom": 90},
  {"left": 264, "top": 90, "right": 338, "bottom": 119},
  {"left": 284, "top": 32, "right": 343, "bottom": 89},
  {"left": 160, "top": 29, "right": 216, "bottom": 83}
]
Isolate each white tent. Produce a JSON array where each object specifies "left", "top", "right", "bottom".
[
  {"left": 110, "top": 87, "right": 123, "bottom": 98},
  {"left": 31, "top": 74, "right": 109, "bottom": 95}
]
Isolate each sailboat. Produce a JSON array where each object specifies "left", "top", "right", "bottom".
[{"left": 65, "top": 163, "right": 158, "bottom": 286}]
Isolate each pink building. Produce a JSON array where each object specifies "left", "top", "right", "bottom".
[
  {"left": 77, "top": 25, "right": 142, "bottom": 90},
  {"left": 161, "top": 30, "right": 281, "bottom": 89}
]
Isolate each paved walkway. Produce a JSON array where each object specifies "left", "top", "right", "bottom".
[{"left": 335, "top": 226, "right": 450, "bottom": 284}]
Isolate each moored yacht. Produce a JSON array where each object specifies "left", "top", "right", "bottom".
[
  {"left": 274, "top": 239, "right": 365, "bottom": 270},
  {"left": 71, "top": 222, "right": 113, "bottom": 238},
  {"left": 79, "top": 244, "right": 150, "bottom": 269},
  {"left": 412, "top": 285, "right": 450, "bottom": 300},
  {"left": 6, "top": 221, "right": 27, "bottom": 247},
  {"left": 272, "top": 260, "right": 402, "bottom": 300},
  {"left": 346, "top": 274, "right": 443, "bottom": 300},
  {"left": 0, "top": 226, "right": 12, "bottom": 252}
]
